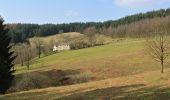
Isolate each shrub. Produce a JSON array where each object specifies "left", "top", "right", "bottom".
[
  {"left": 70, "top": 41, "right": 90, "bottom": 50},
  {"left": 7, "top": 70, "right": 75, "bottom": 93},
  {"left": 7, "top": 72, "right": 53, "bottom": 92},
  {"left": 7, "top": 69, "right": 93, "bottom": 93}
]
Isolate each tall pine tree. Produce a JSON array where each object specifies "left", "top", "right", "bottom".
[{"left": 0, "top": 17, "right": 16, "bottom": 94}]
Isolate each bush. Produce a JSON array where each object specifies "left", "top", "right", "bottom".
[
  {"left": 70, "top": 41, "right": 90, "bottom": 50},
  {"left": 7, "top": 70, "right": 75, "bottom": 93},
  {"left": 7, "top": 69, "right": 94, "bottom": 93},
  {"left": 7, "top": 72, "right": 53, "bottom": 93}
]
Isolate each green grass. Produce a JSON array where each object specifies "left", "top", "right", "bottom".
[
  {"left": 1, "top": 38, "right": 170, "bottom": 100},
  {"left": 15, "top": 38, "right": 161, "bottom": 80},
  {"left": 15, "top": 38, "right": 165, "bottom": 81}
]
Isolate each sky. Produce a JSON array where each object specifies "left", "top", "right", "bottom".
[{"left": 0, "top": 0, "right": 170, "bottom": 24}]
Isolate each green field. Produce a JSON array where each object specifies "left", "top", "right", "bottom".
[
  {"left": 1, "top": 38, "right": 170, "bottom": 100},
  {"left": 15, "top": 38, "right": 160, "bottom": 80}
]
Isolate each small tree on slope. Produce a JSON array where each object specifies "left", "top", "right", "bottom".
[
  {"left": 146, "top": 32, "right": 169, "bottom": 73},
  {"left": 0, "top": 17, "right": 16, "bottom": 94}
]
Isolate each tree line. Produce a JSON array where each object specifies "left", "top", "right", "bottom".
[{"left": 8, "top": 8, "right": 170, "bottom": 43}]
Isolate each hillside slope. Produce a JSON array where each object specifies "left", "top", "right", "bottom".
[
  {"left": 15, "top": 38, "right": 166, "bottom": 80},
  {"left": 1, "top": 68, "right": 170, "bottom": 100},
  {"left": 29, "top": 32, "right": 83, "bottom": 44},
  {"left": 1, "top": 38, "right": 170, "bottom": 99}
]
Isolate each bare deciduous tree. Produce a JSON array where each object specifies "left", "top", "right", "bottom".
[
  {"left": 22, "top": 44, "right": 34, "bottom": 70},
  {"left": 13, "top": 43, "right": 25, "bottom": 66},
  {"left": 146, "top": 32, "right": 169, "bottom": 73},
  {"left": 32, "top": 37, "right": 44, "bottom": 58},
  {"left": 83, "top": 27, "right": 97, "bottom": 46}
]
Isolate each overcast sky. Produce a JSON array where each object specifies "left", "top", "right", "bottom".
[{"left": 0, "top": 0, "right": 170, "bottom": 24}]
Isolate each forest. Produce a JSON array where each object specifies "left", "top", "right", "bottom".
[{"left": 8, "top": 8, "right": 170, "bottom": 43}]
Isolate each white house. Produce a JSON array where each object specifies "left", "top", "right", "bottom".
[{"left": 53, "top": 45, "right": 70, "bottom": 52}]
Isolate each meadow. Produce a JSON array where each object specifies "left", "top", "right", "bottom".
[{"left": 1, "top": 38, "right": 170, "bottom": 100}]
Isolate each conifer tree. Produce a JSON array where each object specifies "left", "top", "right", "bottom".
[{"left": 0, "top": 17, "right": 16, "bottom": 94}]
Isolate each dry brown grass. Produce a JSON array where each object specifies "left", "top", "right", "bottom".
[
  {"left": 1, "top": 68, "right": 170, "bottom": 100},
  {"left": 4, "top": 38, "right": 170, "bottom": 100}
]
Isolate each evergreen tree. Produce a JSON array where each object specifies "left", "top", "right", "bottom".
[{"left": 0, "top": 17, "right": 16, "bottom": 94}]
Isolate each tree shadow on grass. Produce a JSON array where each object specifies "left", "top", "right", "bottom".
[
  {"left": 58, "top": 84, "right": 170, "bottom": 100},
  {"left": 1, "top": 84, "right": 170, "bottom": 100}
]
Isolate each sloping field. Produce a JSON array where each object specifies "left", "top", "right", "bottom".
[
  {"left": 1, "top": 68, "right": 170, "bottom": 100},
  {"left": 15, "top": 38, "right": 162, "bottom": 80},
  {"left": 1, "top": 38, "right": 170, "bottom": 99},
  {"left": 29, "top": 32, "right": 113, "bottom": 48},
  {"left": 15, "top": 38, "right": 169, "bottom": 81},
  {"left": 29, "top": 32, "right": 84, "bottom": 43}
]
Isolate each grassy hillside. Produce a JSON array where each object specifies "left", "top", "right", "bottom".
[
  {"left": 1, "top": 68, "right": 170, "bottom": 100},
  {"left": 29, "top": 32, "right": 83, "bottom": 44},
  {"left": 29, "top": 32, "right": 113, "bottom": 46},
  {"left": 15, "top": 38, "right": 168, "bottom": 79},
  {"left": 1, "top": 38, "right": 170, "bottom": 99}
]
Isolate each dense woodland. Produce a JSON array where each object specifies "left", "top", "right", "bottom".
[{"left": 8, "top": 8, "right": 170, "bottom": 43}]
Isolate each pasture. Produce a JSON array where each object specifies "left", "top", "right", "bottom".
[{"left": 1, "top": 38, "right": 170, "bottom": 100}]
